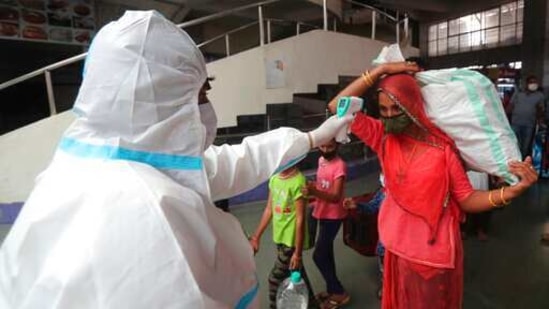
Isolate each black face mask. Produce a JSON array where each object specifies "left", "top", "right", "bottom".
[
  {"left": 320, "top": 150, "right": 337, "bottom": 160},
  {"left": 380, "top": 112, "right": 413, "bottom": 134}
]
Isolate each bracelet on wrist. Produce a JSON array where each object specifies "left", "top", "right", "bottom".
[
  {"left": 488, "top": 190, "right": 500, "bottom": 208},
  {"left": 500, "top": 186, "right": 511, "bottom": 205},
  {"left": 361, "top": 70, "right": 374, "bottom": 87}
]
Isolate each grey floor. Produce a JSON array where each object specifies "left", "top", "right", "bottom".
[
  {"left": 1, "top": 174, "right": 548, "bottom": 308},
  {"left": 232, "top": 175, "right": 549, "bottom": 309}
]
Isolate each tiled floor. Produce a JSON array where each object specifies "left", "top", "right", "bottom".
[{"left": 1, "top": 174, "right": 548, "bottom": 308}]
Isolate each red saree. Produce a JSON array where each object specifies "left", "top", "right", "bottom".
[{"left": 350, "top": 74, "right": 474, "bottom": 309}]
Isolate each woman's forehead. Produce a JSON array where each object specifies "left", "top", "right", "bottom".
[{"left": 378, "top": 92, "right": 396, "bottom": 106}]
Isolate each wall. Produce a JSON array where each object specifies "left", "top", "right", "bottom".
[
  {"left": 0, "top": 111, "right": 75, "bottom": 203},
  {"left": 521, "top": 0, "right": 548, "bottom": 85},
  {"left": 208, "top": 29, "right": 419, "bottom": 127}
]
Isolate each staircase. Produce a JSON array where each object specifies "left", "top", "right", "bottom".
[{"left": 213, "top": 74, "right": 377, "bottom": 171}]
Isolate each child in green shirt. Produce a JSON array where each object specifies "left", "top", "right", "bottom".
[{"left": 249, "top": 165, "right": 317, "bottom": 309}]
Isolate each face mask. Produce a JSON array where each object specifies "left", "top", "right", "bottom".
[
  {"left": 319, "top": 150, "right": 337, "bottom": 160},
  {"left": 528, "top": 83, "right": 539, "bottom": 92},
  {"left": 199, "top": 102, "right": 218, "bottom": 150},
  {"left": 381, "top": 113, "right": 413, "bottom": 134}
]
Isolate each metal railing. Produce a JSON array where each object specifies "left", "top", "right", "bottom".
[
  {"left": 343, "top": 0, "right": 408, "bottom": 41},
  {"left": 0, "top": 0, "right": 407, "bottom": 119}
]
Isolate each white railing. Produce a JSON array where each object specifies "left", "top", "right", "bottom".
[{"left": 0, "top": 0, "right": 407, "bottom": 118}]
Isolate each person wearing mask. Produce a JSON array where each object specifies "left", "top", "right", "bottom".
[
  {"left": 199, "top": 77, "right": 231, "bottom": 213},
  {"left": 327, "top": 64, "right": 537, "bottom": 308},
  {"left": 303, "top": 139, "right": 349, "bottom": 309},
  {"left": 0, "top": 11, "right": 353, "bottom": 308},
  {"left": 509, "top": 75, "right": 545, "bottom": 158}
]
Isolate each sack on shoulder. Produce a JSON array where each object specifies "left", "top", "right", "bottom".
[{"left": 417, "top": 69, "right": 521, "bottom": 184}]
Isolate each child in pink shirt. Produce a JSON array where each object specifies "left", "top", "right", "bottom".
[{"left": 304, "top": 139, "right": 349, "bottom": 308}]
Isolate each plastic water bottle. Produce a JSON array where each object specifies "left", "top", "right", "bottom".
[{"left": 276, "top": 271, "right": 309, "bottom": 309}]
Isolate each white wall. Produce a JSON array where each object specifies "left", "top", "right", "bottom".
[
  {"left": 0, "top": 111, "right": 75, "bottom": 203},
  {"left": 208, "top": 29, "right": 419, "bottom": 127}
]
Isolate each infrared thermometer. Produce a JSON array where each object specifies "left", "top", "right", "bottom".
[
  {"left": 335, "top": 96, "right": 364, "bottom": 143},
  {"left": 336, "top": 96, "right": 364, "bottom": 118}
]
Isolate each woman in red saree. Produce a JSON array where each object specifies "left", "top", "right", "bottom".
[{"left": 327, "top": 62, "right": 538, "bottom": 309}]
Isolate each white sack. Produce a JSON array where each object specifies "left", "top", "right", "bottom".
[
  {"left": 416, "top": 69, "right": 521, "bottom": 184},
  {"left": 466, "top": 171, "right": 489, "bottom": 191},
  {"left": 372, "top": 44, "right": 521, "bottom": 184}
]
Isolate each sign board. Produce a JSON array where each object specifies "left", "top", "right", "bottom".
[{"left": 0, "top": 0, "right": 95, "bottom": 45}]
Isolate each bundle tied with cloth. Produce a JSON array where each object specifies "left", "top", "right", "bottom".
[{"left": 374, "top": 44, "right": 521, "bottom": 184}]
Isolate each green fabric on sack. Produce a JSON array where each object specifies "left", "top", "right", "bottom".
[{"left": 451, "top": 72, "right": 514, "bottom": 184}]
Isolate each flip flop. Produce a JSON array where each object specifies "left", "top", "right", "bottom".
[{"left": 321, "top": 293, "right": 351, "bottom": 309}]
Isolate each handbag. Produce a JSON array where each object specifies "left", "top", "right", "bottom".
[{"left": 343, "top": 191, "right": 380, "bottom": 257}]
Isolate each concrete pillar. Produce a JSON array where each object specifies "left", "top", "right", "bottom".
[
  {"left": 543, "top": 0, "right": 549, "bottom": 88},
  {"left": 521, "top": 0, "right": 548, "bottom": 86}
]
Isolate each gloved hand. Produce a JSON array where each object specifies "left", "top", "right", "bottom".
[{"left": 308, "top": 114, "right": 355, "bottom": 148}]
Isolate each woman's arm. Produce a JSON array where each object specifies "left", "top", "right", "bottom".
[
  {"left": 327, "top": 62, "right": 420, "bottom": 114},
  {"left": 459, "top": 158, "right": 538, "bottom": 212},
  {"left": 249, "top": 192, "right": 273, "bottom": 254},
  {"left": 290, "top": 197, "right": 306, "bottom": 270}
]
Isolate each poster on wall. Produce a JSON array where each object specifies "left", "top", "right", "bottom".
[
  {"left": 0, "top": 0, "right": 95, "bottom": 45},
  {"left": 265, "top": 58, "right": 286, "bottom": 89}
]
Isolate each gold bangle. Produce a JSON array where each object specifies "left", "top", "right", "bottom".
[
  {"left": 365, "top": 70, "right": 375, "bottom": 85},
  {"left": 500, "top": 186, "right": 510, "bottom": 205},
  {"left": 488, "top": 190, "right": 499, "bottom": 208},
  {"left": 361, "top": 72, "right": 372, "bottom": 87}
]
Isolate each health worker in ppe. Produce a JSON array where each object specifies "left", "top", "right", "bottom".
[{"left": 0, "top": 11, "right": 353, "bottom": 309}]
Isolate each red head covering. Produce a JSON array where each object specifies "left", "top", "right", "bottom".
[
  {"left": 377, "top": 74, "right": 460, "bottom": 241},
  {"left": 377, "top": 74, "right": 455, "bottom": 148}
]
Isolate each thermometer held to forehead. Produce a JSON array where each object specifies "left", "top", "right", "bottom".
[
  {"left": 336, "top": 96, "right": 364, "bottom": 118},
  {"left": 334, "top": 96, "right": 364, "bottom": 144}
]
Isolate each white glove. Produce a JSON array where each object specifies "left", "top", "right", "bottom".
[{"left": 308, "top": 114, "right": 355, "bottom": 147}]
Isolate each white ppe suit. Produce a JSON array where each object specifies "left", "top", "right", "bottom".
[{"left": 0, "top": 11, "right": 351, "bottom": 309}]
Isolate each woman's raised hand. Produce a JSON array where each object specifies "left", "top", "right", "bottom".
[
  {"left": 506, "top": 156, "right": 538, "bottom": 198},
  {"left": 377, "top": 61, "right": 420, "bottom": 75}
]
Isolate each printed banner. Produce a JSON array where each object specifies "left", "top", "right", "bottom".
[{"left": 0, "top": 0, "right": 95, "bottom": 45}]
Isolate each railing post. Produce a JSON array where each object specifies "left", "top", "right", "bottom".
[
  {"left": 44, "top": 71, "right": 57, "bottom": 116},
  {"left": 333, "top": 18, "right": 337, "bottom": 32},
  {"left": 225, "top": 35, "right": 230, "bottom": 56},
  {"left": 267, "top": 19, "right": 271, "bottom": 43},
  {"left": 371, "top": 10, "right": 376, "bottom": 40},
  {"left": 296, "top": 22, "right": 301, "bottom": 35},
  {"left": 404, "top": 14, "right": 409, "bottom": 40},
  {"left": 323, "top": 0, "right": 328, "bottom": 31},
  {"left": 267, "top": 115, "right": 271, "bottom": 130},
  {"left": 258, "top": 5, "right": 265, "bottom": 46},
  {"left": 395, "top": 11, "right": 400, "bottom": 43}
]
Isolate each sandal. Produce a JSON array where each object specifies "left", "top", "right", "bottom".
[{"left": 320, "top": 293, "right": 351, "bottom": 309}]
